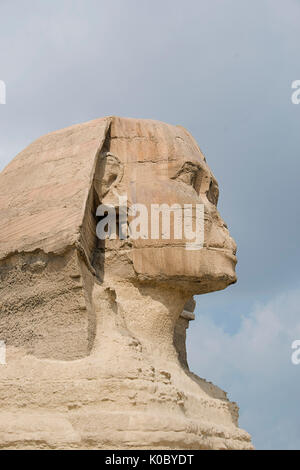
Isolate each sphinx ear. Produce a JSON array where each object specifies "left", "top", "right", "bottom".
[{"left": 94, "top": 152, "right": 123, "bottom": 201}]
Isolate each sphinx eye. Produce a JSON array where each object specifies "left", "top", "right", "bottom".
[
  {"left": 171, "top": 162, "right": 200, "bottom": 191},
  {"left": 207, "top": 180, "right": 219, "bottom": 206}
]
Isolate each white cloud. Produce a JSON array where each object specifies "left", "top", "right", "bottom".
[{"left": 188, "top": 288, "right": 300, "bottom": 449}]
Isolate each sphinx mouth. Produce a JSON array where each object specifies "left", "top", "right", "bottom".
[{"left": 205, "top": 246, "right": 237, "bottom": 262}]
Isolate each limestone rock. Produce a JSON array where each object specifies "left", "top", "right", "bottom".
[{"left": 0, "top": 117, "right": 253, "bottom": 449}]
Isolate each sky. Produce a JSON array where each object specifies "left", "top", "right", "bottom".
[{"left": 0, "top": 0, "right": 300, "bottom": 449}]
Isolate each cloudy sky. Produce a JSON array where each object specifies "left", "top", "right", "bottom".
[{"left": 0, "top": 0, "right": 300, "bottom": 449}]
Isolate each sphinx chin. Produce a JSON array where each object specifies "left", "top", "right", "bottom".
[
  {"left": 131, "top": 245, "right": 237, "bottom": 293},
  {"left": 191, "top": 253, "right": 238, "bottom": 295}
]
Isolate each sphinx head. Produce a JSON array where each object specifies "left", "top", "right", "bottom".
[
  {"left": 0, "top": 116, "right": 236, "bottom": 361},
  {"left": 94, "top": 117, "right": 237, "bottom": 295}
]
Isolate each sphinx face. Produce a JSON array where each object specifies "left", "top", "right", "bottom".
[{"left": 101, "top": 118, "right": 237, "bottom": 294}]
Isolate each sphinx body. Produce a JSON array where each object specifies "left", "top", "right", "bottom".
[{"left": 0, "top": 117, "right": 253, "bottom": 449}]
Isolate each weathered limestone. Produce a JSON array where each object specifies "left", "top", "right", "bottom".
[{"left": 0, "top": 117, "right": 253, "bottom": 449}]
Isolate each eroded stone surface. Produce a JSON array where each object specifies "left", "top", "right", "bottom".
[{"left": 0, "top": 117, "right": 253, "bottom": 449}]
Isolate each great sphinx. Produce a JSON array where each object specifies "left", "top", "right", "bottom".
[{"left": 0, "top": 116, "right": 253, "bottom": 449}]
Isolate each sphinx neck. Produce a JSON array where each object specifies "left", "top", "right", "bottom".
[{"left": 91, "top": 280, "right": 190, "bottom": 363}]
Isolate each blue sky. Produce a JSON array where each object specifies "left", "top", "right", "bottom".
[{"left": 0, "top": 0, "right": 300, "bottom": 449}]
